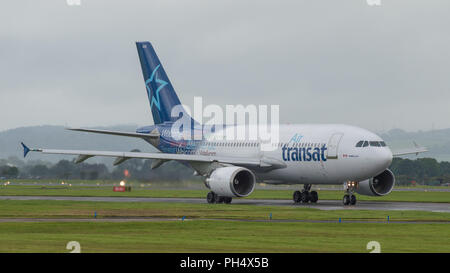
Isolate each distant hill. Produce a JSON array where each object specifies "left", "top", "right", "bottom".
[{"left": 1, "top": 125, "right": 450, "bottom": 165}]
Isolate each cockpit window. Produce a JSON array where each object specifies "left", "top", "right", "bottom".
[
  {"left": 370, "top": 141, "right": 381, "bottom": 147},
  {"left": 357, "top": 140, "right": 386, "bottom": 147}
]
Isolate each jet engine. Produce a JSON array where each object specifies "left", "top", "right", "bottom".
[
  {"left": 205, "top": 167, "right": 256, "bottom": 198},
  {"left": 356, "top": 169, "right": 395, "bottom": 196}
]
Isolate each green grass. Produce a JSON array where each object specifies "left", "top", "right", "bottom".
[
  {"left": 1, "top": 185, "right": 449, "bottom": 203},
  {"left": 0, "top": 221, "right": 448, "bottom": 252},
  {"left": 0, "top": 180, "right": 448, "bottom": 252},
  {"left": 0, "top": 198, "right": 448, "bottom": 253}
]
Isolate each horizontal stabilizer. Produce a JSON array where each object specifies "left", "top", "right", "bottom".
[{"left": 67, "top": 128, "right": 159, "bottom": 139}]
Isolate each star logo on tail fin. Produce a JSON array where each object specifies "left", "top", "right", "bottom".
[{"left": 145, "top": 64, "right": 168, "bottom": 111}]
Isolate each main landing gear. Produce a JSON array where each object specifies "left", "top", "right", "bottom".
[
  {"left": 343, "top": 181, "right": 357, "bottom": 206},
  {"left": 293, "top": 184, "right": 318, "bottom": 204},
  {"left": 206, "top": 191, "right": 232, "bottom": 204}
]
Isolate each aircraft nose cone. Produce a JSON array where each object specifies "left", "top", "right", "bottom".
[
  {"left": 377, "top": 148, "right": 393, "bottom": 171},
  {"left": 365, "top": 146, "right": 394, "bottom": 177}
]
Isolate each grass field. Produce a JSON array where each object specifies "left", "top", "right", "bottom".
[
  {"left": 0, "top": 180, "right": 448, "bottom": 253},
  {"left": 1, "top": 220, "right": 449, "bottom": 253},
  {"left": 0, "top": 200, "right": 449, "bottom": 253},
  {"left": 1, "top": 185, "right": 449, "bottom": 203}
]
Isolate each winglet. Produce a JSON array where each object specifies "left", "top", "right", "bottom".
[{"left": 21, "top": 142, "right": 31, "bottom": 158}]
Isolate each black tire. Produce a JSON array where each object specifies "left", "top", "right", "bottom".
[
  {"left": 207, "top": 192, "right": 216, "bottom": 204},
  {"left": 343, "top": 194, "right": 350, "bottom": 206},
  {"left": 310, "top": 191, "right": 318, "bottom": 203},
  {"left": 224, "top": 197, "right": 232, "bottom": 204},
  {"left": 350, "top": 195, "right": 357, "bottom": 205},
  {"left": 301, "top": 191, "right": 310, "bottom": 203},
  {"left": 293, "top": 191, "right": 302, "bottom": 203}
]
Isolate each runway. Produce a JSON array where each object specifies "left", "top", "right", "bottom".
[{"left": 1, "top": 195, "right": 449, "bottom": 213}]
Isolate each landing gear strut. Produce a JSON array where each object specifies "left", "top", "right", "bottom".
[
  {"left": 206, "top": 191, "right": 232, "bottom": 204},
  {"left": 293, "top": 184, "right": 318, "bottom": 204},
  {"left": 343, "top": 181, "right": 357, "bottom": 206}
]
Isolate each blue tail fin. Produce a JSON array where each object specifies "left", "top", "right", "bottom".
[{"left": 136, "top": 42, "right": 184, "bottom": 124}]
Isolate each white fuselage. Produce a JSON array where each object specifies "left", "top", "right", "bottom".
[{"left": 188, "top": 124, "right": 393, "bottom": 185}]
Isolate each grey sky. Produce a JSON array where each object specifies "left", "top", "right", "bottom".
[{"left": 1, "top": 0, "right": 449, "bottom": 132}]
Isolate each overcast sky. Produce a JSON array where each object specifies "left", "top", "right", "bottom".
[{"left": 1, "top": 0, "right": 449, "bottom": 132}]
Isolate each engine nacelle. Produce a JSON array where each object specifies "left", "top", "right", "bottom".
[
  {"left": 205, "top": 167, "right": 256, "bottom": 198},
  {"left": 356, "top": 169, "right": 395, "bottom": 196}
]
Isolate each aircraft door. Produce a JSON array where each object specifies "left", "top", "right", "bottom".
[{"left": 327, "top": 133, "right": 344, "bottom": 159}]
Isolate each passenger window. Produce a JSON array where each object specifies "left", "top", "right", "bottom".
[{"left": 363, "top": 141, "right": 369, "bottom": 147}]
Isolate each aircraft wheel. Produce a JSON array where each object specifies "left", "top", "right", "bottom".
[
  {"left": 310, "top": 191, "right": 318, "bottom": 203},
  {"left": 293, "top": 191, "right": 302, "bottom": 203},
  {"left": 343, "top": 194, "right": 350, "bottom": 206},
  {"left": 223, "top": 197, "right": 232, "bottom": 204},
  {"left": 207, "top": 191, "right": 217, "bottom": 204},
  {"left": 350, "top": 195, "right": 357, "bottom": 205},
  {"left": 301, "top": 191, "right": 310, "bottom": 203}
]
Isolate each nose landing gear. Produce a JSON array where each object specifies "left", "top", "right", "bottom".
[
  {"left": 343, "top": 181, "right": 357, "bottom": 206},
  {"left": 293, "top": 184, "right": 318, "bottom": 204}
]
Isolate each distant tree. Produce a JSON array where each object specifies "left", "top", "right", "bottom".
[
  {"left": 416, "top": 158, "right": 440, "bottom": 179},
  {"left": 89, "top": 171, "right": 99, "bottom": 180},
  {"left": 0, "top": 166, "right": 19, "bottom": 178},
  {"left": 390, "top": 157, "right": 450, "bottom": 185},
  {"left": 76, "top": 163, "right": 109, "bottom": 180},
  {"left": 29, "top": 164, "right": 49, "bottom": 178},
  {"left": 50, "top": 160, "right": 75, "bottom": 179},
  {"left": 439, "top": 161, "right": 450, "bottom": 176}
]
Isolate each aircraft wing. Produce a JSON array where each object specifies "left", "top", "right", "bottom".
[
  {"left": 392, "top": 142, "right": 428, "bottom": 157},
  {"left": 20, "top": 143, "right": 286, "bottom": 169}
]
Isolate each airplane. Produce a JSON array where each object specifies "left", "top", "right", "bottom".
[{"left": 21, "top": 41, "right": 428, "bottom": 206}]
